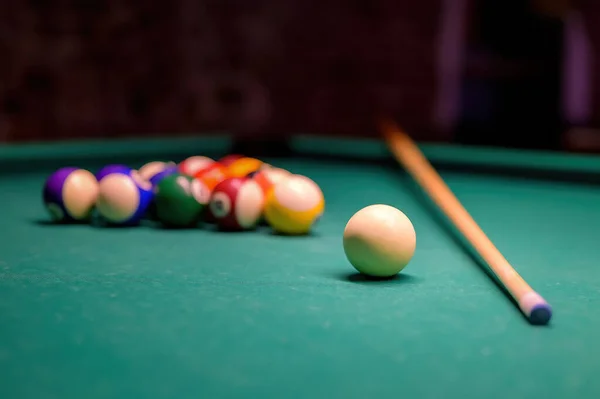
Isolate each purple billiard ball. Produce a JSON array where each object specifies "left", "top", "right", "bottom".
[
  {"left": 95, "top": 164, "right": 132, "bottom": 182},
  {"left": 43, "top": 167, "right": 99, "bottom": 223},
  {"left": 96, "top": 170, "right": 154, "bottom": 226}
]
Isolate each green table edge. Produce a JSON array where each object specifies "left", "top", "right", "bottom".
[
  {"left": 1, "top": 133, "right": 600, "bottom": 175},
  {"left": 0, "top": 134, "right": 232, "bottom": 162}
]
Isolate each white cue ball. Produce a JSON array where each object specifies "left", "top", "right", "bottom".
[{"left": 343, "top": 204, "right": 416, "bottom": 277}]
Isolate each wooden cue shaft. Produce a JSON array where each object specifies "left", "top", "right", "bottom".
[{"left": 379, "top": 119, "right": 552, "bottom": 325}]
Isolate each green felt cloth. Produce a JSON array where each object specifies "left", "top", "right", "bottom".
[{"left": 1, "top": 136, "right": 599, "bottom": 398}]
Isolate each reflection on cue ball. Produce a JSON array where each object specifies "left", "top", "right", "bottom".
[{"left": 343, "top": 204, "right": 416, "bottom": 278}]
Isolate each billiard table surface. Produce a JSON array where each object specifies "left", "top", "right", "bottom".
[{"left": 1, "top": 134, "right": 600, "bottom": 399}]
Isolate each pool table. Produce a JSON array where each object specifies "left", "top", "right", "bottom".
[{"left": 1, "top": 134, "right": 600, "bottom": 399}]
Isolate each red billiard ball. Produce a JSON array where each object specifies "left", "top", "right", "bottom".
[{"left": 208, "top": 177, "right": 264, "bottom": 231}]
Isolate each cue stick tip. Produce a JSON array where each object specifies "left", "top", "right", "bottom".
[{"left": 519, "top": 292, "right": 552, "bottom": 325}]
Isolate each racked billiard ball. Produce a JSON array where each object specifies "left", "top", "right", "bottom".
[
  {"left": 264, "top": 174, "right": 324, "bottom": 235},
  {"left": 154, "top": 174, "right": 211, "bottom": 227},
  {"left": 208, "top": 177, "right": 264, "bottom": 231},
  {"left": 96, "top": 170, "right": 153, "bottom": 226},
  {"left": 43, "top": 167, "right": 99, "bottom": 223},
  {"left": 140, "top": 166, "right": 178, "bottom": 220},
  {"left": 194, "top": 162, "right": 231, "bottom": 224}
]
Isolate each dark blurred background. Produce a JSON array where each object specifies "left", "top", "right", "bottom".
[{"left": 1, "top": 0, "right": 599, "bottom": 151}]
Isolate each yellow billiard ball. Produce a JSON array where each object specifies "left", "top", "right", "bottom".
[
  {"left": 251, "top": 167, "right": 291, "bottom": 195},
  {"left": 264, "top": 174, "right": 324, "bottom": 235}
]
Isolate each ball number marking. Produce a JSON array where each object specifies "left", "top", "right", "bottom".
[{"left": 210, "top": 192, "right": 231, "bottom": 218}]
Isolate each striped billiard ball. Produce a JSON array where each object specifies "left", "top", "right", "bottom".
[
  {"left": 264, "top": 174, "right": 324, "bottom": 235},
  {"left": 208, "top": 177, "right": 264, "bottom": 231},
  {"left": 96, "top": 170, "right": 153, "bottom": 226},
  {"left": 43, "top": 167, "right": 99, "bottom": 223},
  {"left": 154, "top": 174, "right": 211, "bottom": 227}
]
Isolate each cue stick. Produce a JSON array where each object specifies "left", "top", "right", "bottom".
[{"left": 379, "top": 118, "right": 552, "bottom": 325}]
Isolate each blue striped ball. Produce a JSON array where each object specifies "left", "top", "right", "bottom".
[{"left": 96, "top": 170, "right": 154, "bottom": 225}]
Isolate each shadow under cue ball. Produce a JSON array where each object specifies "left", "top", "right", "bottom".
[{"left": 343, "top": 204, "right": 416, "bottom": 278}]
